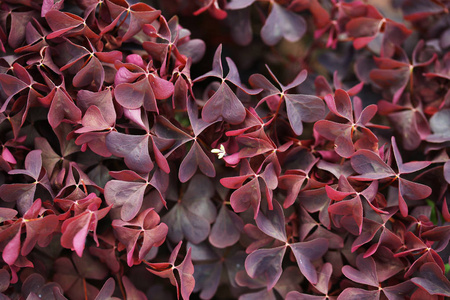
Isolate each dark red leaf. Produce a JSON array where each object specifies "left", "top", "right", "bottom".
[
  {"left": 112, "top": 208, "right": 168, "bottom": 266},
  {"left": 209, "top": 204, "right": 243, "bottom": 248},
  {"left": 411, "top": 263, "right": 450, "bottom": 297},
  {"left": 289, "top": 238, "right": 328, "bottom": 284},
  {"left": 261, "top": 3, "right": 306, "bottom": 46},
  {"left": 245, "top": 246, "right": 286, "bottom": 290},
  {"left": 106, "top": 132, "right": 153, "bottom": 174}
]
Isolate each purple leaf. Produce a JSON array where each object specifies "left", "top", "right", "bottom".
[
  {"left": 290, "top": 238, "right": 328, "bottom": 284},
  {"left": 342, "top": 254, "right": 378, "bottom": 287},
  {"left": 209, "top": 205, "right": 244, "bottom": 248},
  {"left": 202, "top": 82, "right": 246, "bottom": 124},
  {"left": 114, "top": 79, "right": 158, "bottom": 112},
  {"left": 47, "top": 88, "right": 82, "bottom": 128},
  {"left": 245, "top": 246, "right": 286, "bottom": 290},
  {"left": 122, "top": 276, "right": 147, "bottom": 300},
  {"left": 179, "top": 140, "right": 215, "bottom": 183},
  {"left": 351, "top": 150, "right": 396, "bottom": 180},
  {"left": 104, "top": 178, "right": 147, "bottom": 221},
  {"left": 163, "top": 175, "right": 215, "bottom": 244},
  {"left": 112, "top": 208, "right": 168, "bottom": 266},
  {"left": 411, "top": 263, "right": 450, "bottom": 297},
  {"left": 285, "top": 94, "right": 325, "bottom": 135},
  {"left": 261, "top": 3, "right": 307, "bottom": 46},
  {"left": 255, "top": 201, "right": 287, "bottom": 242},
  {"left": 337, "top": 288, "right": 380, "bottom": 300},
  {"left": 229, "top": 176, "right": 261, "bottom": 217},
  {"left": 106, "top": 132, "right": 153, "bottom": 174},
  {"left": 95, "top": 278, "right": 119, "bottom": 300}
]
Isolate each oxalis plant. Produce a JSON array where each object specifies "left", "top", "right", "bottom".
[{"left": 0, "top": 0, "right": 449, "bottom": 299}]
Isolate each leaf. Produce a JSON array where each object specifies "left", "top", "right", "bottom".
[
  {"left": 202, "top": 82, "right": 246, "bottom": 124},
  {"left": 61, "top": 204, "right": 111, "bottom": 257},
  {"left": 324, "top": 89, "right": 353, "bottom": 121},
  {"left": 289, "top": 238, "right": 328, "bottom": 284},
  {"left": 77, "top": 89, "right": 116, "bottom": 125},
  {"left": 21, "top": 273, "right": 67, "bottom": 300},
  {"left": 122, "top": 276, "right": 147, "bottom": 300},
  {"left": 45, "top": 10, "right": 94, "bottom": 39},
  {"left": 245, "top": 246, "right": 286, "bottom": 290},
  {"left": 342, "top": 254, "right": 378, "bottom": 287},
  {"left": 104, "top": 179, "right": 147, "bottom": 221},
  {"left": 285, "top": 94, "right": 325, "bottom": 135},
  {"left": 255, "top": 201, "right": 286, "bottom": 242},
  {"left": 94, "top": 278, "right": 119, "bottom": 300},
  {"left": 229, "top": 176, "right": 261, "bottom": 217},
  {"left": 278, "top": 172, "right": 307, "bottom": 208},
  {"left": 162, "top": 175, "right": 215, "bottom": 244},
  {"left": 0, "top": 150, "right": 53, "bottom": 214},
  {"left": 73, "top": 56, "right": 104, "bottom": 91},
  {"left": 112, "top": 208, "right": 168, "bottom": 266},
  {"left": 351, "top": 150, "right": 396, "bottom": 180},
  {"left": 106, "top": 132, "right": 153, "bottom": 174},
  {"left": 209, "top": 205, "right": 244, "bottom": 248},
  {"left": 47, "top": 88, "right": 82, "bottom": 128},
  {"left": 145, "top": 242, "right": 195, "bottom": 300},
  {"left": 53, "top": 253, "right": 108, "bottom": 300},
  {"left": 261, "top": 3, "right": 307, "bottom": 46},
  {"left": 163, "top": 202, "right": 210, "bottom": 244},
  {"left": 337, "top": 288, "right": 380, "bottom": 300},
  {"left": 178, "top": 141, "right": 215, "bottom": 183},
  {"left": 391, "top": 137, "right": 430, "bottom": 174},
  {"left": 411, "top": 263, "right": 450, "bottom": 297},
  {"left": 426, "top": 109, "right": 450, "bottom": 143},
  {"left": 298, "top": 188, "right": 332, "bottom": 229},
  {"left": 178, "top": 248, "right": 195, "bottom": 300},
  {"left": 114, "top": 78, "right": 158, "bottom": 112},
  {"left": 104, "top": 0, "right": 160, "bottom": 41}
]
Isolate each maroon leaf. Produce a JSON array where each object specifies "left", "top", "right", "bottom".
[
  {"left": 202, "top": 82, "right": 246, "bottom": 124},
  {"left": 163, "top": 175, "right": 215, "bottom": 244},
  {"left": 94, "top": 277, "right": 120, "bottom": 300},
  {"left": 103, "top": 0, "right": 160, "bottom": 41},
  {"left": 411, "top": 263, "right": 450, "bottom": 297},
  {"left": 45, "top": 10, "right": 97, "bottom": 39},
  {"left": 47, "top": 87, "right": 82, "bottom": 128},
  {"left": 255, "top": 200, "right": 287, "bottom": 242},
  {"left": 261, "top": 3, "right": 306, "bottom": 46},
  {"left": 106, "top": 132, "right": 153, "bottom": 174},
  {"left": 209, "top": 204, "right": 244, "bottom": 248},
  {"left": 112, "top": 208, "right": 168, "bottom": 266},
  {"left": 289, "top": 238, "right": 328, "bottom": 284},
  {"left": 104, "top": 169, "right": 167, "bottom": 221},
  {"left": 146, "top": 242, "right": 195, "bottom": 300},
  {"left": 195, "top": 45, "right": 261, "bottom": 124},
  {"left": 337, "top": 288, "right": 380, "bottom": 300},
  {"left": 342, "top": 254, "right": 378, "bottom": 287},
  {"left": 0, "top": 74, "right": 28, "bottom": 112},
  {"left": 351, "top": 149, "right": 396, "bottom": 180},
  {"left": 179, "top": 140, "right": 215, "bottom": 183},
  {"left": 0, "top": 150, "right": 53, "bottom": 214},
  {"left": 61, "top": 201, "right": 111, "bottom": 257},
  {"left": 245, "top": 246, "right": 286, "bottom": 290},
  {"left": 285, "top": 94, "right": 325, "bottom": 135}
]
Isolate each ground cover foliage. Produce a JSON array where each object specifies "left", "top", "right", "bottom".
[{"left": 0, "top": 0, "right": 449, "bottom": 299}]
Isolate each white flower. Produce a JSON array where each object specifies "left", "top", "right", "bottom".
[{"left": 211, "top": 144, "right": 226, "bottom": 159}]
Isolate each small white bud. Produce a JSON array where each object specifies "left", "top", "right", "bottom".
[{"left": 211, "top": 144, "right": 226, "bottom": 159}]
